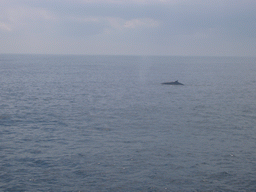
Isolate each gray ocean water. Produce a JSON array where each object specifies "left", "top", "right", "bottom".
[{"left": 1, "top": 54, "right": 256, "bottom": 192}]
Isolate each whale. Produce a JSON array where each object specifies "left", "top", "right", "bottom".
[{"left": 161, "top": 80, "right": 184, "bottom": 85}]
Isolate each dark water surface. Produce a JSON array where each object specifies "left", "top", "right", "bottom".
[{"left": 1, "top": 55, "right": 256, "bottom": 191}]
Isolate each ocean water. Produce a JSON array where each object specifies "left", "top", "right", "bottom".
[{"left": 0, "top": 54, "right": 256, "bottom": 192}]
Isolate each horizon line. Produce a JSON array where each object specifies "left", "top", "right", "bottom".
[{"left": 1, "top": 53, "right": 255, "bottom": 58}]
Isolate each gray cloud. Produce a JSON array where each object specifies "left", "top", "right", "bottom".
[{"left": 1, "top": 0, "right": 256, "bottom": 56}]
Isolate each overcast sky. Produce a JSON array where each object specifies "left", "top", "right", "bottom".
[{"left": 1, "top": 0, "right": 256, "bottom": 56}]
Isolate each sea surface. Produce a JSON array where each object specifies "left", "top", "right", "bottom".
[{"left": 0, "top": 54, "right": 256, "bottom": 192}]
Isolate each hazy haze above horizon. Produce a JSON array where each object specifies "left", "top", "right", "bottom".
[{"left": 1, "top": 0, "right": 256, "bottom": 56}]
